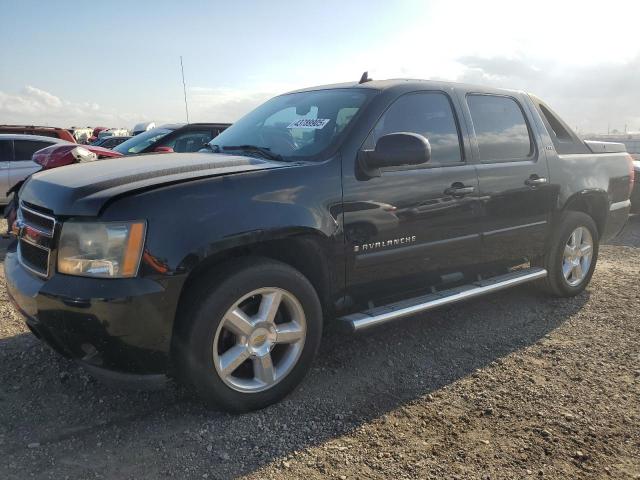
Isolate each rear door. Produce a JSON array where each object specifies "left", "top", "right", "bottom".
[
  {"left": 0, "top": 139, "right": 13, "bottom": 203},
  {"left": 343, "top": 90, "right": 484, "bottom": 303},
  {"left": 10, "top": 139, "right": 55, "bottom": 191},
  {"left": 461, "top": 92, "right": 554, "bottom": 262}
]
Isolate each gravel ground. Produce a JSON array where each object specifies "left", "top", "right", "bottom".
[{"left": 0, "top": 216, "right": 638, "bottom": 479}]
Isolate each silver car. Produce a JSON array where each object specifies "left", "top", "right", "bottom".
[{"left": 0, "top": 134, "right": 69, "bottom": 204}]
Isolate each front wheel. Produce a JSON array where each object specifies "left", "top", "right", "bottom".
[
  {"left": 534, "top": 211, "right": 599, "bottom": 297},
  {"left": 176, "top": 258, "right": 322, "bottom": 412}
]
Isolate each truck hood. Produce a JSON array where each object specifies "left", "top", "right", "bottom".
[{"left": 20, "top": 152, "right": 287, "bottom": 216}]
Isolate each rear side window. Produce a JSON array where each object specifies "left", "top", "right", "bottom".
[
  {"left": 367, "top": 92, "right": 463, "bottom": 165},
  {"left": 467, "top": 95, "right": 533, "bottom": 161},
  {"left": 0, "top": 140, "right": 13, "bottom": 161},
  {"left": 13, "top": 140, "right": 53, "bottom": 160}
]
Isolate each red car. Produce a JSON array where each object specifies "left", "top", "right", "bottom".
[
  {"left": 32, "top": 143, "right": 122, "bottom": 168},
  {"left": 0, "top": 125, "right": 76, "bottom": 143},
  {"left": 5, "top": 143, "right": 123, "bottom": 231},
  {"left": 88, "top": 126, "right": 109, "bottom": 143}
]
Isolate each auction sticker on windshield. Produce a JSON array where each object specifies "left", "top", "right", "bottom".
[{"left": 287, "top": 119, "right": 331, "bottom": 129}]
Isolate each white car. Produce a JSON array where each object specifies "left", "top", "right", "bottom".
[
  {"left": 70, "top": 127, "right": 94, "bottom": 144},
  {"left": 98, "top": 128, "right": 130, "bottom": 139},
  {"left": 0, "top": 134, "right": 69, "bottom": 204}
]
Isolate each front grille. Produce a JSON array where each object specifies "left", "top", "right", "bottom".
[
  {"left": 19, "top": 241, "right": 49, "bottom": 273},
  {"left": 21, "top": 206, "right": 55, "bottom": 232},
  {"left": 17, "top": 204, "right": 56, "bottom": 277}
]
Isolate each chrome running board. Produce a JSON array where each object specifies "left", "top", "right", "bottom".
[{"left": 338, "top": 267, "right": 547, "bottom": 332}]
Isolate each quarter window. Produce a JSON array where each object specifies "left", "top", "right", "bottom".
[
  {"left": 533, "top": 99, "right": 590, "bottom": 155},
  {"left": 367, "top": 92, "right": 463, "bottom": 165},
  {"left": 467, "top": 95, "right": 533, "bottom": 161}
]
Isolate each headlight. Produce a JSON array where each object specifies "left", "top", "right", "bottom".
[{"left": 57, "top": 221, "right": 146, "bottom": 278}]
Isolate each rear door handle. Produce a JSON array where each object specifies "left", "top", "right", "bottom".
[
  {"left": 525, "top": 176, "right": 548, "bottom": 187},
  {"left": 444, "top": 184, "right": 476, "bottom": 197}
]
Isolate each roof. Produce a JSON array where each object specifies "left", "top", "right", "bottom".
[
  {"left": 0, "top": 133, "right": 70, "bottom": 143},
  {"left": 179, "top": 123, "right": 232, "bottom": 128},
  {"left": 286, "top": 78, "right": 525, "bottom": 97},
  {"left": 0, "top": 124, "right": 70, "bottom": 131}
]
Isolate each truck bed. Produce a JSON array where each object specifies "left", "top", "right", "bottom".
[{"left": 584, "top": 140, "right": 627, "bottom": 154}]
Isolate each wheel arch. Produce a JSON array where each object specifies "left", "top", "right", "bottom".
[
  {"left": 558, "top": 190, "right": 608, "bottom": 237},
  {"left": 172, "top": 229, "right": 337, "bottom": 344}
]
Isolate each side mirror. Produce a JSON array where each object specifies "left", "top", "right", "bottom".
[
  {"left": 153, "top": 146, "right": 174, "bottom": 153},
  {"left": 360, "top": 132, "right": 431, "bottom": 176}
]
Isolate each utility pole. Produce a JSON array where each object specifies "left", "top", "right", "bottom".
[{"left": 180, "top": 56, "right": 190, "bottom": 124}]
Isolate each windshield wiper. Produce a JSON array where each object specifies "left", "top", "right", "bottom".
[{"left": 219, "top": 145, "right": 283, "bottom": 161}]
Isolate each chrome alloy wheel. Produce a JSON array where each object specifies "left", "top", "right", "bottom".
[
  {"left": 562, "top": 226, "right": 594, "bottom": 287},
  {"left": 213, "top": 287, "right": 306, "bottom": 393}
]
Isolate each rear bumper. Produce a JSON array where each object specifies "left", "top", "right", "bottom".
[
  {"left": 4, "top": 247, "right": 185, "bottom": 376},
  {"left": 603, "top": 200, "right": 631, "bottom": 241}
]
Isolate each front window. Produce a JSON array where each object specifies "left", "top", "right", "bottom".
[
  {"left": 113, "top": 127, "right": 173, "bottom": 155},
  {"left": 364, "top": 92, "right": 463, "bottom": 165},
  {"left": 210, "top": 88, "right": 375, "bottom": 161}
]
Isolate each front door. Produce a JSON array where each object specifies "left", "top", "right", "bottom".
[
  {"left": 462, "top": 93, "right": 554, "bottom": 262},
  {"left": 342, "top": 90, "right": 484, "bottom": 304}
]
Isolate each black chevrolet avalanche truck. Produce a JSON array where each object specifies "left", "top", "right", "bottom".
[{"left": 5, "top": 79, "right": 634, "bottom": 411}]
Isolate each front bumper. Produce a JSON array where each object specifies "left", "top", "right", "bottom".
[{"left": 4, "top": 246, "right": 185, "bottom": 376}]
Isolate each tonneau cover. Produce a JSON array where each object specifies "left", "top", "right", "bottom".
[{"left": 584, "top": 140, "right": 627, "bottom": 154}]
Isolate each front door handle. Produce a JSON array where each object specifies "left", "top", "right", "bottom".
[
  {"left": 444, "top": 184, "right": 476, "bottom": 197},
  {"left": 525, "top": 176, "right": 548, "bottom": 187}
]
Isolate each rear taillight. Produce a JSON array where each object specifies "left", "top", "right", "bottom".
[
  {"left": 32, "top": 151, "right": 48, "bottom": 167},
  {"left": 33, "top": 147, "right": 71, "bottom": 168}
]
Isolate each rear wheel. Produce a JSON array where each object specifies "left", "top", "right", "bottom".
[
  {"left": 534, "top": 211, "right": 599, "bottom": 297},
  {"left": 176, "top": 258, "right": 322, "bottom": 412}
]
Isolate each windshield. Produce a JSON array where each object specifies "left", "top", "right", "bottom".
[
  {"left": 209, "top": 88, "right": 374, "bottom": 161},
  {"left": 113, "top": 127, "right": 173, "bottom": 155}
]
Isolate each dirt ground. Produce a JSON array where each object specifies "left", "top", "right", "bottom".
[{"left": 0, "top": 217, "right": 638, "bottom": 480}]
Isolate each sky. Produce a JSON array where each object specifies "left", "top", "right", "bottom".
[{"left": 1, "top": 0, "right": 639, "bottom": 134}]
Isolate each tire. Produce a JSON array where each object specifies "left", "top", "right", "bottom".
[
  {"left": 175, "top": 258, "right": 322, "bottom": 412},
  {"left": 4, "top": 193, "right": 18, "bottom": 234},
  {"left": 534, "top": 211, "right": 599, "bottom": 297}
]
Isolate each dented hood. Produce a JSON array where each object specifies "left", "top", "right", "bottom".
[{"left": 20, "top": 152, "right": 285, "bottom": 216}]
